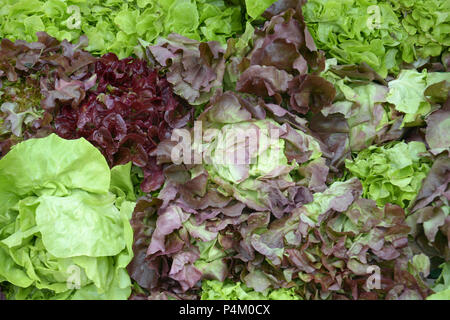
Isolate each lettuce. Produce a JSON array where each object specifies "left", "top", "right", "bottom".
[
  {"left": 345, "top": 141, "right": 432, "bottom": 210},
  {"left": 128, "top": 89, "right": 431, "bottom": 299},
  {"left": 386, "top": 69, "right": 450, "bottom": 127},
  {"left": 318, "top": 58, "right": 402, "bottom": 153},
  {"left": 245, "top": 0, "right": 277, "bottom": 19},
  {"left": 0, "top": 34, "right": 191, "bottom": 193},
  {"left": 303, "top": 0, "right": 450, "bottom": 77},
  {"left": 127, "top": 90, "right": 326, "bottom": 296},
  {"left": 198, "top": 92, "right": 325, "bottom": 218},
  {"left": 0, "top": 0, "right": 278, "bottom": 59},
  {"left": 144, "top": 34, "right": 226, "bottom": 105},
  {"left": 203, "top": 118, "right": 320, "bottom": 214},
  {"left": 427, "top": 262, "right": 450, "bottom": 300},
  {"left": 0, "top": 134, "right": 136, "bottom": 300},
  {"left": 407, "top": 155, "right": 449, "bottom": 274},
  {"left": 0, "top": 32, "right": 96, "bottom": 157},
  {"left": 53, "top": 53, "right": 192, "bottom": 193},
  {"left": 312, "top": 59, "right": 449, "bottom": 175},
  {"left": 125, "top": 4, "right": 444, "bottom": 300},
  {"left": 201, "top": 280, "right": 302, "bottom": 300}
]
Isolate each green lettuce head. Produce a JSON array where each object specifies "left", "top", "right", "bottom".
[
  {"left": 201, "top": 279, "right": 302, "bottom": 300},
  {"left": 345, "top": 141, "right": 432, "bottom": 210},
  {"left": 0, "top": 134, "right": 136, "bottom": 300}
]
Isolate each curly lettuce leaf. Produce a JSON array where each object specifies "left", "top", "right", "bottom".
[
  {"left": 201, "top": 279, "right": 302, "bottom": 300},
  {"left": 0, "top": 0, "right": 277, "bottom": 58},
  {"left": 303, "top": 0, "right": 450, "bottom": 77},
  {"left": 345, "top": 141, "right": 432, "bottom": 210}
]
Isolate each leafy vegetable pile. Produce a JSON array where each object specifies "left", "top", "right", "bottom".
[
  {"left": 0, "top": 0, "right": 449, "bottom": 300},
  {"left": 303, "top": 0, "right": 450, "bottom": 77},
  {"left": 0, "top": 0, "right": 276, "bottom": 58},
  {"left": 0, "top": 32, "right": 193, "bottom": 193}
]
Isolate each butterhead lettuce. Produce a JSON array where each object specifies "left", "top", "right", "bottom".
[{"left": 0, "top": 134, "right": 136, "bottom": 300}]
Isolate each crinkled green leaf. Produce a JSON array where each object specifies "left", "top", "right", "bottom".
[
  {"left": 345, "top": 141, "right": 432, "bottom": 210},
  {"left": 201, "top": 279, "right": 302, "bottom": 300},
  {"left": 0, "top": 0, "right": 276, "bottom": 58},
  {"left": 304, "top": 0, "right": 450, "bottom": 77}
]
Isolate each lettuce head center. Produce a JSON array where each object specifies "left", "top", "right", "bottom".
[{"left": 206, "top": 121, "right": 290, "bottom": 184}]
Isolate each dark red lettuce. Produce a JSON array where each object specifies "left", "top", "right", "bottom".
[
  {"left": 54, "top": 53, "right": 192, "bottom": 192},
  {"left": 234, "top": 6, "right": 335, "bottom": 115}
]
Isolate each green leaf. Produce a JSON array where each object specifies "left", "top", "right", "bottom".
[
  {"left": 0, "top": 134, "right": 136, "bottom": 300},
  {"left": 0, "top": 0, "right": 265, "bottom": 58},
  {"left": 201, "top": 279, "right": 302, "bottom": 300},
  {"left": 345, "top": 141, "right": 432, "bottom": 210},
  {"left": 245, "top": 0, "right": 277, "bottom": 19},
  {"left": 303, "top": 0, "right": 450, "bottom": 76},
  {"left": 427, "top": 289, "right": 450, "bottom": 300},
  {"left": 35, "top": 191, "right": 126, "bottom": 258}
]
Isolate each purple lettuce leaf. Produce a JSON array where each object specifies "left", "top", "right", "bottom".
[
  {"left": 425, "top": 95, "right": 450, "bottom": 156},
  {"left": 407, "top": 155, "right": 450, "bottom": 262},
  {"left": 0, "top": 32, "right": 95, "bottom": 157},
  {"left": 231, "top": 6, "right": 334, "bottom": 116},
  {"left": 144, "top": 34, "right": 226, "bottom": 106}
]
